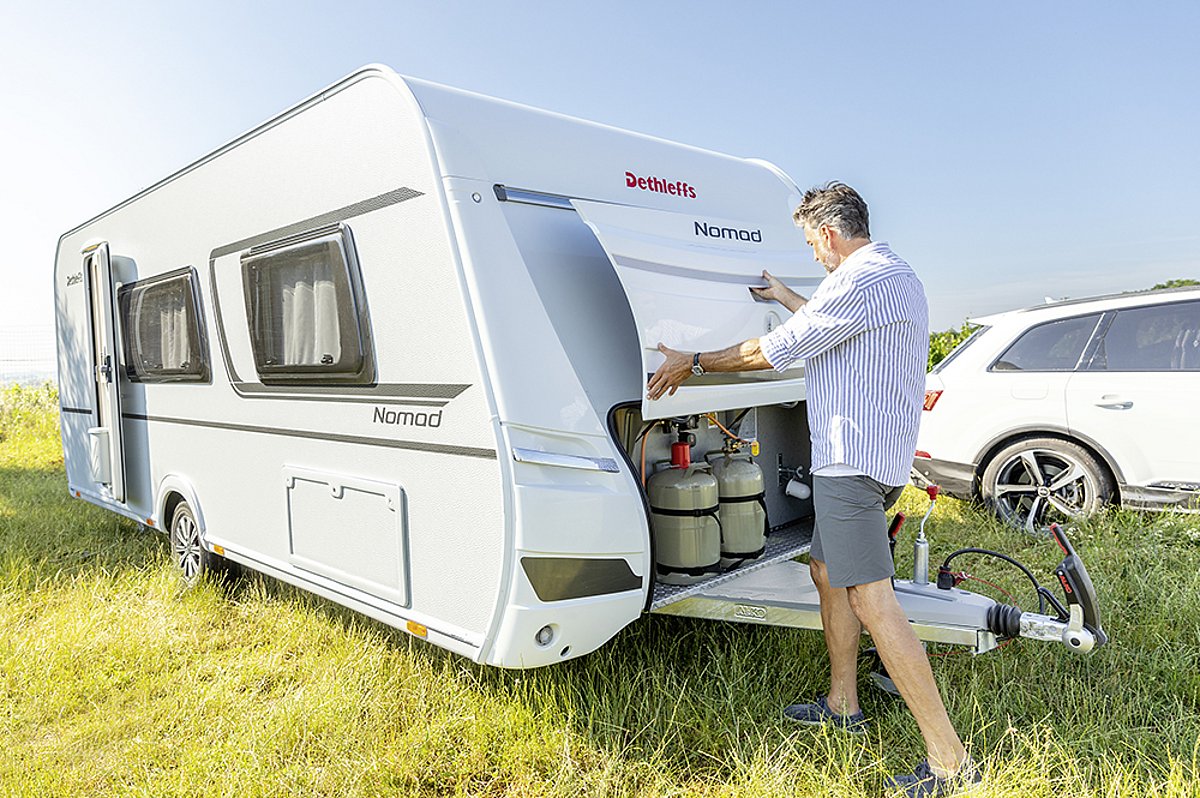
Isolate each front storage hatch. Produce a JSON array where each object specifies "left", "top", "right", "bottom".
[{"left": 573, "top": 200, "right": 823, "bottom": 419}]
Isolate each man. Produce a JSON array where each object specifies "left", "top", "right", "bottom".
[{"left": 647, "top": 182, "right": 979, "bottom": 796}]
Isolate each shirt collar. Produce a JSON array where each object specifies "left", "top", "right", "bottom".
[{"left": 835, "top": 240, "right": 889, "bottom": 274}]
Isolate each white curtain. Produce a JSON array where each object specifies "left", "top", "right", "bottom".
[
  {"left": 278, "top": 257, "right": 341, "bottom": 366},
  {"left": 158, "top": 294, "right": 189, "bottom": 369}
]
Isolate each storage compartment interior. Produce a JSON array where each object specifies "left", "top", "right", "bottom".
[{"left": 610, "top": 402, "right": 816, "bottom": 608}]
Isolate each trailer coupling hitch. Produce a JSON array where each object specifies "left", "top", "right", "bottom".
[{"left": 939, "top": 523, "right": 1107, "bottom": 654}]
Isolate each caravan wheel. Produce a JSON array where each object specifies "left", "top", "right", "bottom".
[{"left": 169, "top": 501, "right": 235, "bottom": 584}]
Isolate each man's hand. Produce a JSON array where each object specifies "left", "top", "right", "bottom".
[
  {"left": 647, "top": 343, "right": 694, "bottom": 400},
  {"left": 749, "top": 270, "right": 806, "bottom": 313}
]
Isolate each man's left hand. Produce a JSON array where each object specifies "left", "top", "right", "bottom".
[{"left": 647, "top": 343, "right": 694, "bottom": 400}]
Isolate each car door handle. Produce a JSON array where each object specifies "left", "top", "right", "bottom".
[{"left": 1094, "top": 400, "right": 1132, "bottom": 410}]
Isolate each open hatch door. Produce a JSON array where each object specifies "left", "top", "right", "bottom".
[{"left": 573, "top": 200, "right": 824, "bottom": 420}]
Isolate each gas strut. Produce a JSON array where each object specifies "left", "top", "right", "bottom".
[{"left": 936, "top": 522, "right": 1107, "bottom": 654}]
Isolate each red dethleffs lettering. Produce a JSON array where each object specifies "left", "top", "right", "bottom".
[{"left": 625, "top": 171, "right": 696, "bottom": 199}]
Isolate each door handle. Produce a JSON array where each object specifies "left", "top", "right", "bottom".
[
  {"left": 1094, "top": 400, "right": 1132, "bottom": 410},
  {"left": 96, "top": 355, "right": 112, "bottom": 384}
]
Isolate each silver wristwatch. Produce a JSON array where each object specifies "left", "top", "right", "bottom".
[{"left": 691, "top": 352, "right": 705, "bottom": 376}]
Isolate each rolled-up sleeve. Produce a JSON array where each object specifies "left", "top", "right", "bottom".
[{"left": 759, "top": 276, "right": 867, "bottom": 371}]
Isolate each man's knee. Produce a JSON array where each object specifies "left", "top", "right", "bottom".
[{"left": 845, "top": 578, "right": 898, "bottom": 623}]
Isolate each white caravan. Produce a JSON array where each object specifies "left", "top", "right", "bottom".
[{"left": 56, "top": 66, "right": 1104, "bottom": 669}]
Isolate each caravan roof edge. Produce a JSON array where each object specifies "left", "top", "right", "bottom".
[{"left": 56, "top": 64, "right": 406, "bottom": 245}]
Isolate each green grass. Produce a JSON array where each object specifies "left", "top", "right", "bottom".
[{"left": 2, "top": 383, "right": 1199, "bottom": 796}]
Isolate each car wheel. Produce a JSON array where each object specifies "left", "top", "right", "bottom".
[
  {"left": 980, "top": 437, "right": 1114, "bottom": 534},
  {"left": 169, "top": 501, "right": 236, "bottom": 583}
]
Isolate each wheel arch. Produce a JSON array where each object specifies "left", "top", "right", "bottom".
[
  {"left": 154, "top": 475, "right": 205, "bottom": 534},
  {"left": 973, "top": 426, "right": 1124, "bottom": 501}
]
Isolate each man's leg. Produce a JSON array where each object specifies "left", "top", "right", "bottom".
[
  {"left": 847, "top": 578, "right": 967, "bottom": 776},
  {"left": 809, "top": 557, "right": 863, "bottom": 716}
]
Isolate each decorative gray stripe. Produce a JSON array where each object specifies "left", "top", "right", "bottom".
[
  {"left": 230, "top": 381, "right": 470, "bottom": 405},
  {"left": 612, "top": 254, "right": 822, "bottom": 288},
  {"left": 61, "top": 406, "right": 93, "bottom": 415},
  {"left": 210, "top": 187, "right": 424, "bottom": 260},
  {"left": 122, "top": 413, "right": 497, "bottom": 460}
]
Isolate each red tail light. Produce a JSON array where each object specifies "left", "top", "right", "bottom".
[{"left": 923, "top": 390, "right": 943, "bottom": 411}]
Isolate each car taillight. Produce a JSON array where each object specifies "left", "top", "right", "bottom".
[
  {"left": 915, "top": 450, "right": 932, "bottom": 459},
  {"left": 923, "top": 390, "right": 943, "bottom": 411}
]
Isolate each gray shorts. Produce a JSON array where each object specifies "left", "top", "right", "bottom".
[{"left": 809, "top": 475, "right": 904, "bottom": 588}]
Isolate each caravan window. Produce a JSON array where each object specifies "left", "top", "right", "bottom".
[
  {"left": 240, "top": 225, "right": 372, "bottom": 383},
  {"left": 118, "top": 268, "right": 210, "bottom": 383}
]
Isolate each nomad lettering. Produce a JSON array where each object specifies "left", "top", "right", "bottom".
[
  {"left": 694, "top": 221, "right": 762, "bottom": 243},
  {"left": 373, "top": 406, "right": 442, "bottom": 428}
]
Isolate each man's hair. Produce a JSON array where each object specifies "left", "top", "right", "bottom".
[{"left": 793, "top": 181, "right": 870, "bottom": 240}]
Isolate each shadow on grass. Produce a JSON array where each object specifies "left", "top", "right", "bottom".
[{"left": 0, "top": 463, "right": 163, "bottom": 583}]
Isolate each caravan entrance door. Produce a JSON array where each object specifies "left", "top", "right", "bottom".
[{"left": 83, "top": 242, "right": 126, "bottom": 503}]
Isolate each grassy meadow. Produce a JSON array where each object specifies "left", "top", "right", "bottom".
[{"left": 1, "top": 382, "right": 1199, "bottom": 796}]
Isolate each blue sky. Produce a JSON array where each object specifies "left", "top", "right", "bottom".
[{"left": 3, "top": 1, "right": 1198, "bottom": 336}]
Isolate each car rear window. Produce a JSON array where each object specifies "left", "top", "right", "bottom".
[
  {"left": 1089, "top": 299, "right": 1200, "bottom": 371},
  {"left": 991, "top": 313, "right": 1102, "bottom": 372}
]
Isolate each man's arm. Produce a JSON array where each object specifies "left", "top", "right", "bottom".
[{"left": 647, "top": 340, "right": 769, "bottom": 400}]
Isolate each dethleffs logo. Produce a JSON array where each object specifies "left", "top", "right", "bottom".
[
  {"left": 694, "top": 220, "right": 762, "bottom": 243},
  {"left": 625, "top": 171, "right": 696, "bottom": 199}
]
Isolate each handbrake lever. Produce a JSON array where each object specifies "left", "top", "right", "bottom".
[{"left": 1050, "top": 523, "right": 1108, "bottom": 647}]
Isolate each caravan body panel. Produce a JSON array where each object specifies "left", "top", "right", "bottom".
[{"left": 56, "top": 65, "right": 823, "bottom": 668}]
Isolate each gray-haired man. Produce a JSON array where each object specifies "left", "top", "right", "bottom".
[{"left": 649, "top": 183, "right": 979, "bottom": 796}]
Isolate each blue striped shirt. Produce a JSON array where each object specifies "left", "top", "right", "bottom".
[{"left": 759, "top": 242, "right": 929, "bottom": 487}]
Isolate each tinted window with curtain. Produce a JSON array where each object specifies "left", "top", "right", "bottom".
[
  {"left": 1089, "top": 300, "right": 1200, "bottom": 371},
  {"left": 240, "top": 228, "right": 370, "bottom": 383},
  {"left": 991, "top": 313, "right": 1101, "bottom": 371},
  {"left": 118, "top": 270, "right": 209, "bottom": 382}
]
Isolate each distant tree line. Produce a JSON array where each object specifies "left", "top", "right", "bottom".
[{"left": 927, "top": 278, "right": 1198, "bottom": 370}]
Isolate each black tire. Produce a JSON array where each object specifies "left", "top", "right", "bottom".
[
  {"left": 980, "top": 437, "right": 1114, "bottom": 535},
  {"left": 169, "top": 501, "right": 238, "bottom": 584}
]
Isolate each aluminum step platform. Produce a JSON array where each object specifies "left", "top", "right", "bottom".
[
  {"left": 649, "top": 519, "right": 813, "bottom": 611},
  {"left": 653, "top": 529, "right": 1003, "bottom": 653}
]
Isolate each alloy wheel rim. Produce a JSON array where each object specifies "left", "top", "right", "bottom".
[
  {"left": 993, "top": 448, "right": 1094, "bottom": 534},
  {"left": 172, "top": 514, "right": 202, "bottom": 580}
]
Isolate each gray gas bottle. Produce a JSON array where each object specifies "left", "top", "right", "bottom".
[
  {"left": 647, "top": 463, "right": 721, "bottom": 585},
  {"left": 708, "top": 451, "right": 768, "bottom": 567}
]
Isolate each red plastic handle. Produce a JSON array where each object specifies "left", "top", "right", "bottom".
[{"left": 925, "top": 484, "right": 940, "bottom": 500}]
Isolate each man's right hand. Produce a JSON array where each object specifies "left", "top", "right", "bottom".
[{"left": 749, "top": 270, "right": 806, "bottom": 313}]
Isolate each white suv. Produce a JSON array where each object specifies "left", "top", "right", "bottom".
[{"left": 914, "top": 287, "right": 1200, "bottom": 532}]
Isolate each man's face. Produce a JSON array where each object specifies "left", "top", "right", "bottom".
[{"left": 803, "top": 223, "right": 841, "bottom": 273}]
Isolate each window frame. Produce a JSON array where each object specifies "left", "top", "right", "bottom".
[
  {"left": 117, "top": 266, "right": 211, "bottom": 384},
  {"left": 1083, "top": 298, "right": 1200, "bottom": 373},
  {"left": 987, "top": 312, "right": 1104, "bottom": 374},
  {"left": 239, "top": 223, "right": 375, "bottom": 385}
]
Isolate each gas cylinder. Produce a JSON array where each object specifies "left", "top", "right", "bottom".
[
  {"left": 708, "top": 450, "right": 768, "bottom": 568},
  {"left": 648, "top": 443, "right": 721, "bottom": 586}
]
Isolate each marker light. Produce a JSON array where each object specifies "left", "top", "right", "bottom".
[
  {"left": 406, "top": 621, "right": 428, "bottom": 638},
  {"left": 923, "top": 390, "right": 943, "bottom": 411}
]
